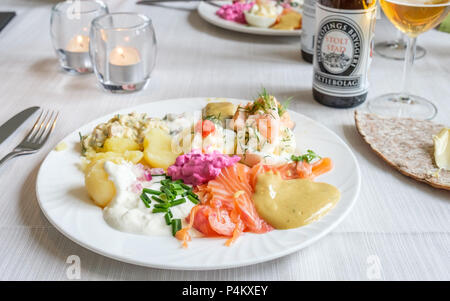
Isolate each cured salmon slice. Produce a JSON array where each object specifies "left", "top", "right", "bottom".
[
  {"left": 249, "top": 158, "right": 333, "bottom": 188},
  {"left": 178, "top": 163, "right": 273, "bottom": 247}
]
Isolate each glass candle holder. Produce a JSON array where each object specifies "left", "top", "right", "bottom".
[
  {"left": 89, "top": 13, "right": 157, "bottom": 93},
  {"left": 50, "top": 0, "right": 108, "bottom": 74}
]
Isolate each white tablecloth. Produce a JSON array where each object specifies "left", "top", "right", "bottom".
[{"left": 0, "top": 0, "right": 448, "bottom": 281}]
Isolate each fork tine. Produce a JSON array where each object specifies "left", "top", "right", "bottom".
[
  {"left": 22, "top": 110, "right": 44, "bottom": 143},
  {"left": 28, "top": 110, "right": 49, "bottom": 143},
  {"left": 35, "top": 111, "right": 54, "bottom": 143},
  {"left": 39, "top": 111, "right": 59, "bottom": 146}
]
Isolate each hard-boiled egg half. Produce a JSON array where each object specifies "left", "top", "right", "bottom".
[{"left": 244, "top": 1, "right": 283, "bottom": 28}]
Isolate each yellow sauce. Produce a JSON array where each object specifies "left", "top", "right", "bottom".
[
  {"left": 271, "top": 11, "right": 302, "bottom": 31},
  {"left": 253, "top": 172, "right": 340, "bottom": 229}
]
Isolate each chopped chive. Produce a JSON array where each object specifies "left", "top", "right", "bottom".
[
  {"left": 164, "top": 212, "right": 172, "bottom": 225},
  {"left": 151, "top": 196, "right": 165, "bottom": 203},
  {"left": 187, "top": 194, "right": 199, "bottom": 204},
  {"left": 151, "top": 174, "right": 166, "bottom": 177},
  {"left": 180, "top": 183, "right": 191, "bottom": 190},
  {"left": 140, "top": 193, "right": 151, "bottom": 208},
  {"left": 187, "top": 191, "right": 199, "bottom": 199},
  {"left": 152, "top": 208, "right": 167, "bottom": 213},
  {"left": 171, "top": 183, "right": 182, "bottom": 190},
  {"left": 162, "top": 187, "right": 175, "bottom": 200},
  {"left": 164, "top": 213, "right": 172, "bottom": 225},
  {"left": 174, "top": 179, "right": 183, "bottom": 184},
  {"left": 160, "top": 179, "right": 171, "bottom": 186},
  {"left": 171, "top": 219, "right": 182, "bottom": 236},
  {"left": 174, "top": 189, "right": 185, "bottom": 196},
  {"left": 169, "top": 199, "right": 186, "bottom": 207},
  {"left": 154, "top": 203, "right": 170, "bottom": 209},
  {"left": 143, "top": 188, "right": 162, "bottom": 195}
]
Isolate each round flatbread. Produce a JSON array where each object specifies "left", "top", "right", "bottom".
[{"left": 354, "top": 111, "right": 449, "bottom": 191}]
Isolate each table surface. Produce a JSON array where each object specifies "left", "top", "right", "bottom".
[{"left": 0, "top": 0, "right": 448, "bottom": 281}]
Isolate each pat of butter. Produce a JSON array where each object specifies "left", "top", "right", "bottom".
[{"left": 433, "top": 128, "right": 450, "bottom": 170}]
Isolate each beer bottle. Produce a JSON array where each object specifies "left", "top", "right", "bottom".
[
  {"left": 301, "top": 0, "right": 317, "bottom": 63},
  {"left": 312, "top": 0, "right": 377, "bottom": 108}
]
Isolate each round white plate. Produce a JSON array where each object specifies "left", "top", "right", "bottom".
[
  {"left": 36, "top": 97, "right": 360, "bottom": 270},
  {"left": 197, "top": 1, "right": 302, "bottom": 37}
]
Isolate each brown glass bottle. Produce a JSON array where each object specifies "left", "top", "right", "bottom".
[{"left": 312, "top": 0, "right": 377, "bottom": 108}]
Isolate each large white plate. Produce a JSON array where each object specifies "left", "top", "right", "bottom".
[
  {"left": 197, "top": 1, "right": 302, "bottom": 37},
  {"left": 36, "top": 97, "right": 360, "bottom": 270}
]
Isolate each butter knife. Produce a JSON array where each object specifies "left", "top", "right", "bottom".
[{"left": 0, "top": 106, "right": 40, "bottom": 145}]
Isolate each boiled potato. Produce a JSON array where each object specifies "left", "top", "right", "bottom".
[
  {"left": 83, "top": 151, "right": 143, "bottom": 207},
  {"left": 122, "top": 150, "right": 144, "bottom": 164},
  {"left": 85, "top": 150, "right": 143, "bottom": 165},
  {"left": 85, "top": 159, "right": 116, "bottom": 208},
  {"left": 143, "top": 128, "right": 181, "bottom": 169},
  {"left": 102, "top": 137, "right": 140, "bottom": 153}
]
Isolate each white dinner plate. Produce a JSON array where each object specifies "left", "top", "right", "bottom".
[
  {"left": 197, "top": 1, "right": 302, "bottom": 37},
  {"left": 36, "top": 97, "right": 360, "bottom": 270}
]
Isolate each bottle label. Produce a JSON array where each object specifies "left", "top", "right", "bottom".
[
  {"left": 301, "top": 0, "right": 316, "bottom": 55},
  {"left": 313, "top": 3, "right": 376, "bottom": 97}
]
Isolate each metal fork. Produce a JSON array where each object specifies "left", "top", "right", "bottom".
[{"left": 0, "top": 110, "right": 59, "bottom": 167}]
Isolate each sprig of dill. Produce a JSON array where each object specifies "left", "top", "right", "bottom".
[
  {"left": 278, "top": 97, "right": 293, "bottom": 116},
  {"left": 291, "top": 150, "right": 321, "bottom": 163},
  {"left": 79, "top": 132, "right": 87, "bottom": 155}
]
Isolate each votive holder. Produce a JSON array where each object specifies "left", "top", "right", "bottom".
[
  {"left": 89, "top": 13, "right": 157, "bottom": 93},
  {"left": 50, "top": 0, "right": 108, "bottom": 74}
]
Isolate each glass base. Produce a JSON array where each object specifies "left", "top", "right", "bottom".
[
  {"left": 57, "top": 49, "right": 93, "bottom": 74},
  {"left": 99, "top": 78, "right": 150, "bottom": 93},
  {"left": 374, "top": 41, "right": 426, "bottom": 60},
  {"left": 61, "top": 66, "right": 93, "bottom": 74},
  {"left": 368, "top": 93, "right": 437, "bottom": 120}
]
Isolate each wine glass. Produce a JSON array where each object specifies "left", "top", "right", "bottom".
[
  {"left": 375, "top": 30, "right": 426, "bottom": 60},
  {"left": 368, "top": 0, "right": 450, "bottom": 120}
]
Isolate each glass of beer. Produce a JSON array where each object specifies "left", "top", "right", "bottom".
[{"left": 368, "top": 0, "right": 450, "bottom": 120}]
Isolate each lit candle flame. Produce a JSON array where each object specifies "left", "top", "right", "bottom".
[{"left": 117, "top": 47, "right": 125, "bottom": 58}]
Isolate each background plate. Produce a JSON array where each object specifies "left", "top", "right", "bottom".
[
  {"left": 36, "top": 97, "right": 360, "bottom": 270},
  {"left": 197, "top": 1, "right": 302, "bottom": 37}
]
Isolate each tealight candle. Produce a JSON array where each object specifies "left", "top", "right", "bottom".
[
  {"left": 108, "top": 46, "right": 144, "bottom": 84},
  {"left": 65, "top": 35, "right": 91, "bottom": 71}
]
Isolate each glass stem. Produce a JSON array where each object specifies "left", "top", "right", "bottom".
[
  {"left": 396, "top": 30, "right": 404, "bottom": 43},
  {"left": 399, "top": 35, "right": 416, "bottom": 103}
]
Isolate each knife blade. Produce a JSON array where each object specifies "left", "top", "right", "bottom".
[{"left": 0, "top": 106, "right": 40, "bottom": 145}]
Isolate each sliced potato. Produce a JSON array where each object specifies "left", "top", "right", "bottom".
[
  {"left": 85, "top": 159, "right": 116, "bottom": 208},
  {"left": 83, "top": 151, "right": 143, "bottom": 207},
  {"left": 122, "top": 150, "right": 144, "bottom": 164},
  {"left": 85, "top": 150, "right": 143, "bottom": 165},
  {"left": 143, "top": 128, "right": 181, "bottom": 169},
  {"left": 102, "top": 137, "right": 140, "bottom": 153}
]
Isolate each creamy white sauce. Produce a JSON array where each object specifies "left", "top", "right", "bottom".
[{"left": 103, "top": 161, "right": 196, "bottom": 236}]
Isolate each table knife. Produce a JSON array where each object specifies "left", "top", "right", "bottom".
[{"left": 0, "top": 106, "right": 40, "bottom": 145}]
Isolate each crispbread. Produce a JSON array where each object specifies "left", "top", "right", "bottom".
[{"left": 354, "top": 111, "right": 449, "bottom": 191}]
